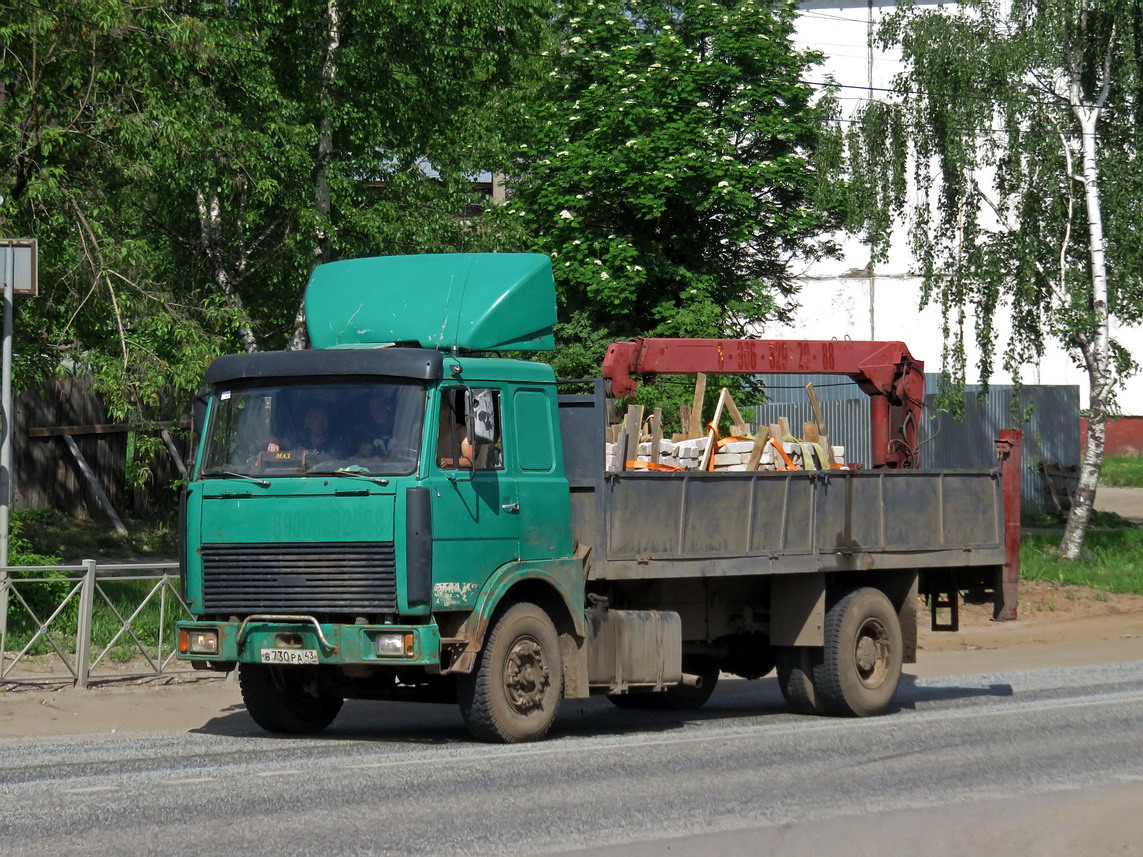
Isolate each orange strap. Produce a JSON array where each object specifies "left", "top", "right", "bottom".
[
  {"left": 716, "top": 435, "right": 752, "bottom": 448},
  {"left": 767, "top": 437, "right": 799, "bottom": 471},
  {"left": 625, "top": 460, "right": 682, "bottom": 472}
]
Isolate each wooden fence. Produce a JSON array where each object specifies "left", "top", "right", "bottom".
[{"left": 13, "top": 374, "right": 191, "bottom": 523}]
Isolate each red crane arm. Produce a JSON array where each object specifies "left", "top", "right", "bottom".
[{"left": 600, "top": 338, "right": 925, "bottom": 468}]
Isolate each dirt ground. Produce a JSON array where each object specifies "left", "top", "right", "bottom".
[
  {"left": 4, "top": 578, "right": 1141, "bottom": 739},
  {"left": 2, "top": 487, "right": 1142, "bottom": 739}
]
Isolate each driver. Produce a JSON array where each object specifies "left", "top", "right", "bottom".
[
  {"left": 267, "top": 406, "right": 343, "bottom": 457},
  {"left": 355, "top": 391, "right": 396, "bottom": 458},
  {"left": 299, "top": 407, "right": 337, "bottom": 453}
]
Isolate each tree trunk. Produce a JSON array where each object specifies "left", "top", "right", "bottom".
[
  {"left": 1059, "top": 105, "right": 1112, "bottom": 560},
  {"left": 291, "top": 0, "right": 341, "bottom": 351},
  {"left": 313, "top": 0, "right": 339, "bottom": 266},
  {"left": 288, "top": 295, "right": 308, "bottom": 352},
  {"left": 195, "top": 188, "right": 259, "bottom": 354}
]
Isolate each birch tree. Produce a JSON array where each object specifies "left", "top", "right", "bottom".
[{"left": 850, "top": 0, "right": 1143, "bottom": 557}]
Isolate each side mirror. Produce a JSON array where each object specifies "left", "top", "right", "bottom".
[{"left": 466, "top": 388, "right": 496, "bottom": 447}]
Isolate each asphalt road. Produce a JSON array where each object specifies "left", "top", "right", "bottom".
[{"left": 3, "top": 661, "right": 1143, "bottom": 857}]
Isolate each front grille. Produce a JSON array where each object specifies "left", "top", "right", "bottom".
[{"left": 201, "top": 542, "right": 397, "bottom": 613}]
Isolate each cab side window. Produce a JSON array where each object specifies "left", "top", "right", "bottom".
[{"left": 436, "top": 388, "right": 503, "bottom": 471}]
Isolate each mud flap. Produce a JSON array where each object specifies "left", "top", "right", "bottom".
[
  {"left": 560, "top": 633, "right": 589, "bottom": 698},
  {"left": 770, "top": 573, "right": 825, "bottom": 647},
  {"left": 899, "top": 574, "right": 919, "bottom": 664},
  {"left": 929, "top": 570, "right": 960, "bottom": 632}
]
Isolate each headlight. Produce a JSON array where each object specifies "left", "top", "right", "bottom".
[
  {"left": 180, "top": 628, "right": 219, "bottom": 655},
  {"left": 375, "top": 632, "right": 415, "bottom": 657}
]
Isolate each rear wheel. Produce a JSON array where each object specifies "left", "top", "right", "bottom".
[
  {"left": 720, "top": 633, "right": 776, "bottom": 680},
  {"left": 775, "top": 646, "right": 825, "bottom": 715},
  {"left": 813, "top": 587, "right": 903, "bottom": 717},
  {"left": 457, "top": 602, "right": 563, "bottom": 743},
  {"left": 239, "top": 663, "right": 343, "bottom": 734}
]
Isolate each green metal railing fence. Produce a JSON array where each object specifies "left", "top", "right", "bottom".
[{"left": 0, "top": 561, "right": 195, "bottom": 686}]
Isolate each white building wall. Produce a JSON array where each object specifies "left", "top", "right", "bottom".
[{"left": 762, "top": 0, "right": 1143, "bottom": 414}]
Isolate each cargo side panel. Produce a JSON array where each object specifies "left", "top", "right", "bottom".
[{"left": 594, "top": 470, "right": 1005, "bottom": 581}]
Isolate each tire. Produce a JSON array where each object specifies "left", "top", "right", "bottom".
[
  {"left": 812, "top": 587, "right": 903, "bottom": 717},
  {"left": 721, "top": 632, "right": 776, "bottom": 680},
  {"left": 457, "top": 602, "right": 563, "bottom": 743},
  {"left": 606, "top": 655, "right": 720, "bottom": 711},
  {"left": 238, "top": 663, "right": 343, "bottom": 735},
  {"left": 775, "top": 646, "right": 826, "bottom": 715}
]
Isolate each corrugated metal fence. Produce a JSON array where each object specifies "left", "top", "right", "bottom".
[{"left": 755, "top": 374, "right": 1079, "bottom": 514}]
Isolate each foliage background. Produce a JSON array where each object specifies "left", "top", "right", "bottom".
[{"left": 1, "top": 0, "right": 843, "bottom": 441}]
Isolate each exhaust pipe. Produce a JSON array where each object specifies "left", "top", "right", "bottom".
[{"left": 678, "top": 672, "right": 704, "bottom": 689}]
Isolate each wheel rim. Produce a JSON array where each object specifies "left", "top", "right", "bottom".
[
  {"left": 853, "top": 618, "right": 890, "bottom": 688},
  {"left": 503, "top": 635, "right": 550, "bottom": 713}
]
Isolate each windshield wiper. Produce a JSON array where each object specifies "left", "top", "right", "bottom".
[
  {"left": 329, "top": 468, "right": 390, "bottom": 486},
  {"left": 202, "top": 470, "right": 271, "bottom": 487}
]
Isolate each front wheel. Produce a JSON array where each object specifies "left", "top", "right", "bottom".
[
  {"left": 457, "top": 602, "right": 563, "bottom": 743},
  {"left": 813, "top": 587, "right": 903, "bottom": 717},
  {"left": 238, "top": 663, "right": 343, "bottom": 734}
]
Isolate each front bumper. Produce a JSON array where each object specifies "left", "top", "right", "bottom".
[{"left": 176, "top": 619, "right": 441, "bottom": 667}]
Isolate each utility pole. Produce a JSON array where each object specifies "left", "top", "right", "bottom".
[{"left": 0, "top": 238, "right": 37, "bottom": 641}]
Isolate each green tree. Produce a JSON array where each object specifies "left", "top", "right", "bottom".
[
  {"left": 0, "top": 0, "right": 553, "bottom": 414},
  {"left": 127, "top": 0, "right": 552, "bottom": 352},
  {"left": 0, "top": 1, "right": 237, "bottom": 419},
  {"left": 849, "top": 0, "right": 1143, "bottom": 558},
  {"left": 503, "top": 0, "right": 844, "bottom": 389},
  {"left": 251, "top": 0, "right": 553, "bottom": 347}
]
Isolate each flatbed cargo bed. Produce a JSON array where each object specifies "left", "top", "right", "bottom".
[{"left": 560, "top": 384, "right": 1005, "bottom": 583}]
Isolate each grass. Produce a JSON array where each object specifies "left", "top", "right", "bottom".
[
  {"left": 1022, "top": 526, "right": 1143, "bottom": 595},
  {"left": 4, "top": 575, "right": 185, "bottom": 661},
  {"left": 1101, "top": 456, "right": 1143, "bottom": 488},
  {"left": 90, "top": 578, "right": 185, "bottom": 662},
  {"left": 12, "top": 507, "right": 177, "bottom": 562},
  {"left": 1020, "top": 459, "right": 1143, "bottom": 594},
  {"left": 4, "top": 508, "right": 182, "bottom": 660},
  {"left": 1021, "top": 508, "right": 1136, "bottom": 530}
]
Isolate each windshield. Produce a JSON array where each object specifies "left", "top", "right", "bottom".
[{"left": 199, "top": 380, "right": 424, "bottom": 477}]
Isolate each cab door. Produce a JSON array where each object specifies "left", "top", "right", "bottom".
[
  {"left": 427, "top": 385, "right": 520, "bottom": 610},
  {"left": 512, "top": 386, "right": 572, "bottom": 561}
]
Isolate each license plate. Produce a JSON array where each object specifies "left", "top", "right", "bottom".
[{"left": 260, "top": 648, "right": 319, "bottom": 665}]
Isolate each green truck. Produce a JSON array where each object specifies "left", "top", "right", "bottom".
[{"left": 177, "top": 253, "right": 1017, "bottom": 743}]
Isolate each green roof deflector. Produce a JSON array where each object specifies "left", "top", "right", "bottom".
[{"left": 305, "top": 253, "right": 556, "bottom": 352}]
